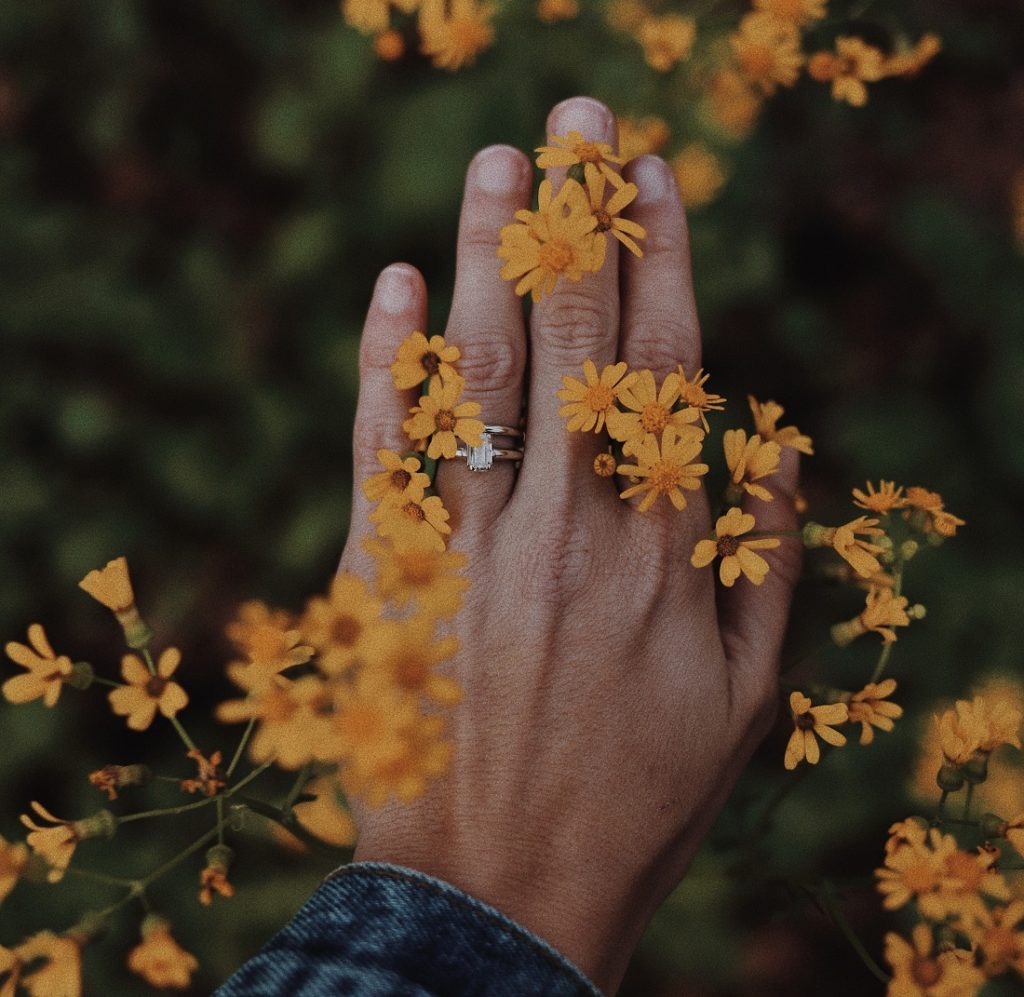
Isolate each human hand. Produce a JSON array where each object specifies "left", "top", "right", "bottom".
[{"left": 338, "top": 95, "right": 802, "bottom": 995}]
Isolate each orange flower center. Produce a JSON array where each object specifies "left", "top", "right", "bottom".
[
  {"left": 574, "top": 142, "right": 604, "bottom": 163},
  {"left": 910, "top": 957, "right": 942, "bottom": 988},
  {"left": 740, "top": 45, "right": 774, "bottom": 80},
  {"left": 648, "top": 460, "right": 683, "bottom": 493},
  {"left": 717, "top": 535, "right": 740, "bottom": 557},
  {"left": 331, "top": 615, "right": 362, "bottom": 647},
  {"left": 145, "top": 675, "right": 167, "bottom": 698},
  {"left": 640, "top": 403, "right": 669, "bottom": 434},
  {"left": 422, "top": 351, "right": 441, "bottom": 375},
  {"left": 584, "top": 383, "right": 614, "bottom": 412},
  {"left": 403, "top": 501, "right": 426, "bottom": 523},
  {"left": 680, "top": 383, "right": 708, "bottom": 407},
  {"left": 901, "top": 858, "right": 940, "bottom": 894},
  {"left": 795, "top": 712, "right": 816, "bottom": 730},
  {"left": 399, "top": 551, "right": 437, "bottom": 586},
  {"left": 769, "top": 0, "right": 802, "bottom": 18},
  {"left": 945, "top": 851, "right": 985, "bottom": 890},
  {"left": 436, "top": 410, "right": 457, "bottom": 432},
  {"left": 263, "top": 688, "right": 296, "bottom": 723},
  {"left": 394, "top": 654, "right": 428, "bottom": 690},
  {"left": 593, "top": 453, "right": 616, "bottom": 477},
  {"left": 593, "top": 209, "right": 612, "bottom": 232},
  {"left": 343, "top": 705, "right": 383, "bottom": 744},
  {"left": 538, "top": 239, "right": 575, "bottom": 274},
  {"left": 390, "top": 469, "right": 412, "bottom": 490}
]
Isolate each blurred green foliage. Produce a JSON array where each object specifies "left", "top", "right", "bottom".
[{"left": 1, "top": 0, "right": 1023, "bottom": 993}]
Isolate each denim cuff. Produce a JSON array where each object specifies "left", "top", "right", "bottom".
[{"left": 215, "top": 861, "right": 604, "bottom": 996}]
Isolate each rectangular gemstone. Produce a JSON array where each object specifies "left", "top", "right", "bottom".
[{"left": 467, "top": 432, "right": 494, "bottom": 471}]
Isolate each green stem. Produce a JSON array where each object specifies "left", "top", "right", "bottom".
[
  {"left": 234, "top": 794, "right": 352, "bottom": 857},
  {"left": 281, "top": 762, "right": 314, "bottom": 816},
  {"left": 817, "top": 881, "right": 890, "bottom": 985},
  {"left": 141, "top": 648, "right": 158, "bottom": 676},
  {"left": 89, "top": 676, "right": 124, "bottom": 689},
  {"left": 168, "top": 714, "right": 198, "bottom": 754},
  {"left": 226, "top": 718, "right": 257, "bottom": 778},
  {"left": 63, "top": 866, "right": 134, "bottom": 887},
  {"left": 964, "top": 784, "right": 975, "bottom": 821},
  {"left": 118, "top": 761, "right": 272, "bottom": 823},
  {"left": 216, "top": 797, "right": 225, "bottom": 846},
  {"left": 938, "top": 790, "right": 949, "bottom": 819},
  {"left": 868, "top": 563, "right": 904, "bottom": 684},
  {"left": 752, "top": 764, "right": 813, "bottom": 840}
]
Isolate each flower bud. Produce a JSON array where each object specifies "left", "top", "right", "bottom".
[
  {"left": 925, "top": 529, "right": 944, "bottom": 547},
  {"left": 73, "top": 809, "right": 118, "bottom": 842},
  {"left": 907, "top": 603, "right": 927, "bottom": 621},
  {"left": 899, "top": 539, "right": 920, "bottom": 561},
  {"left": 962, "top": 752, "right": 990, "bottom": 785},
  {"left": 981, "top": 813, "right": 1008, "bottom": 840},
  {"left": 205, "top": 843, "right": 234, "bottom": 875},
  {"left": 89, "top": 764, "right": 153, "bottom": 801},
  {"left": 802, "top": 522, "right": 831, "bottom": 548},
  {"left": 830, "top": 619, "right": 865, "bottom": 648},
  {"left": 936, "top": 764, "right": 965, "bottom": 792},
  {"left": 65, "top": 662, "right": 95, "bottom": 691}
]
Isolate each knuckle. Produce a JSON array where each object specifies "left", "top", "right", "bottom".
[
  {"left": 449, "top": 335, "right": 525, "bottom": 401},
  {"left": 622, "top": 314, "right": 695, "bottom": 375},
  {"left": 358, "top": 331, "right": 397, "bottom": 374},
  {"left": 764, "top": 540, "right": 803, "bottom": 592},
  {"left": 536, "top": 292, "right": 613, "bottom": 363}
]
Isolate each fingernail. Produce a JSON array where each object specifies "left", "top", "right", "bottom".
[
  {"left": 473, "top": 146, "right": 527, "bottom": 196},
  {"left": 548, "top": 96, "right": 614, "bottom": 144},
  {"left": 375, "top": 265, "right": 416, "bottom": 314},
  {"left": 630, "top": 156, "right": 672, "bottom": 205}
]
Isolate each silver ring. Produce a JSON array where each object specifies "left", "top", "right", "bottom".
[{"left": 452, "top": 425, "right": 525, "bottom": 471}]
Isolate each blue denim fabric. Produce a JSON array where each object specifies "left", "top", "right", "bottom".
[{"left": 215, "top": 861, "right": 604, "bottom": 996}]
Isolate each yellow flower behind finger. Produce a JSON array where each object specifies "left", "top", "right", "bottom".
[
  {"left": 390, "top": 331, "right": 461, "bottom": 391},
  {"left": 607, "top": 368, "right": 702, "bottom": 455},
  {"left": 363, "top": 450, "right": 431, "bottom": 507},
  {"left": 582, "top": 163, "right": 646, "bottom": 259},
  {"left": 535, "top": 129, "right": 624, "bottom": 182},
  {"left": 557, "top": 359, "right": 637, "bottom": 434},
  {"left": 691, "top": 507, "right": 781, "bottom": 587},
  {"left": 747, "top": 395, "right": 814, "bottom": 454}
]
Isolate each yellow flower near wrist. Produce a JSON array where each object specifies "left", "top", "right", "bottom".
[
  {"left": 292, "top": 775, "right": 358, "bottom": 848},
  {"left": 691, "top": 507, "right": 781, "bottom": 587},
  {"left": 300, "top": 574, "right": 384, "bottom": 677},
  {"left": 884, "top": 924, "right": 983, "bottom": 995},
  {"left": 363, "top": 536, "right": 469, "bottom": 618},
  {"left": 783, "top": 691, "right": 848, "bottom": 769},
  {"left": 127, "top": 916, "right": 199, "bottom": 989},
  {"left": 3, "top": 624, "right": 74, "bottom": 708},
  {"left": 109, "top": 649, "right": 188, "bottom": 731},
  {"left": 370, "top": 494, "right": 452, "bottom": 552}
]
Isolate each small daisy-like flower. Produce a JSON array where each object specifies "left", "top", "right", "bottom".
[
  {"left": 498, "top": 178, "right": 602, "bottom": 302},
  {"left": 705, "top": 69, "right": 763, "bottom": 139},
  {"left": 730, "top": 12, "right": 804, "bottom": 96},
  {"left": 884, "top": 923, "right": 984, "bottom": 996},
  {"left": 418, "top": 0, "right": 495, "bottom": 71},
  {"left": 831, "top": 586, "right": 913, "bottom": 646},
  {"left": 364, "top": 536, "right": 468, "bottom": 617},
  {"left": 676, "top": 367, "right": 726, "bottom": 432},
  {"left": 300, "top": 574, "right": 384, "bottom": 677},
  {"left": 109, "top": 648, "right": 188, "bottom": 731},
  {"left": 180, "top": 750, "right": 226, "bottom": 797},
  {"left": 884, "top": 33, "right": 941, "bottom": 78},
  {"left": 127, "top": 915, "right": 199, "bottom": 989},
  {"left": 370, "top": 493, "right": 452, "bottom": 552},
  {"left": 88, "top": 764, "right": 151, "bottom": 802},
  {"left": 373, "top": 29, "right": 404, "bottom": 61},
  {"left": 293, "top": 775, "right": 358, "bottom": 848},
  {"left": 923, "top": 846, "right": 1012, "bottom": 922},
  {"left": 884, "top": 817, "right": 929, "bottom": 856},
  {"left": 691, "top": 507, "right": 781, "bottom": 587},
  {"left": 13, "top": 931, "right": 83, "bottom": 997},
  {"left": 875, "top": 827, "right": 955, "bottom": 911},
  {"left": 671, "top": 144, "right": 727, "bottom": 210},
  {"left": 0, "top": 835, "right": 28, "bottom": 905},
  {"left": 390, "top": 331, "right": 461, "bottom": 391},
  {"left": 535, "top": 130, "right": 625, "bottom": 181},
  {"left": 224, "top": 602, "right": 314, "bottom": 694},
  {"left": 19, "top": 803, "right": 115, "bottom": 883},
  {"left": 951, "top": 696, "right": 1022, "bottom": 753},
  {"left": 747, "top": 396, "right": 814, "bottom": 455},
  {"left": 636, "top": 14, "right": 696, "bottom": 73},
  {"left": 593, "top": 452, "right": 617, "bottom": 477},
  {"left": 3, "top": 624, "right": 74, "bottom": 708},
  {"left": 723, "top": 428, "right": 781, "bottom": 502},
  {"left": 198, "top": 844, "right": 235, "bottom": 906},
  {"left": 936, "top": 708, "right": 980, "bottom": 767},
  {"left": 847, "top": 678, "right": 903, "bottom": 745},
  {"left": 784, "top": 692, "right": 848, "bottom": 769},
  {"left": 616, "top": 115, "right": 670, "bottom": 162},
  {"left": 583, "top": 163, "right": 646, "bottom": 260},
  {"left": 970, "top": 901, "right": 1024, "bottom": 976},
  {"left": 852, "top": 480, "right": 905, "bottom": 514},
  {"left": 557, "top": 360, "right": 638, "bottom": 434},
  {"left": 403, "top": 374, "right": 484, "bottom": 460},
  {"left": 752, "top": 0, "right": 826, "bottom": 27},
  {"left": 807, "top": 36, "right": 886, "bottom": 107},
  {"left": 342, "top": 0, "right": 390, "bottom": 34},
  {"left": 607, "top": 369, "right": 702, "bottom": 454},
  {"left": 902, "top": 486, "right": 965, "bottom": 538},
  {"left": 374, "top": 616, "right": 462, "bottom": 706},
  {"left": 805, "top": 516, "right": 886, "bottom": 577},
  {"left": 362, "top": 449, "right": 431, "bottom": 508},
  {"left": 617, "top": 426, "right": 709, "bottom": 513}
]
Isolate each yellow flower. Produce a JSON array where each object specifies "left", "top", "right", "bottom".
[
  {"left": 753, "top": 0, "right": 826, "bottom": 27},
  {"left": 875, "top": 826, "right": 955, "bottom": 910},
  {"left": 363, "top": 536, "right": 469, "bottom": 617},
  {"left": 417, "top": 0, "right": 495, "bottom": 71},
  {"left": 616, "top": 115, "right": 670, "bottom": 162},
  {"left": 676, "top": 366, "right": 726, "bottom": 432},
  {"left": 606, "top": 368, "right": 702, "bottom": 455},
  {"left": 536, "top": 0, "right": 578, "bottom": 23},
  {"left": 198, "top": 846, "right": 235, "bottom": 906},
  {"left": 78, "top": 555, "right": 134, "bottom": 612},
  {"left": 403, "top": 373, "right": 484, "bottom": 460},
  {"left": 13, "top": 931, "right": 83, "bottom": 997},
  {"left": 807, "top": 36, "right": 886, "bottom": 107},
  {"left": 224, "top": 601, "right": 314, "bottom": 694},
  {"left": 109, "top": 648, "right": 188, "bottom": 731},
  {"left": 300, "top": 573, "right": 384, "bottom": 677},
  {"left": 180, "top": 749, "right": 226, "bottom": 798},
  {"left": 884, "top": 817, "right": 929, "bottom": 856},
  {"left": 362, "top": 450, "right": 431, "bottom": 509},
  {"left": 342, "top": 0, "right": 390, "bottom": 34},
  {"left": 3, "top": 624, "right": 73, "bottom": 708},
  {"left": 127, "top": 916, "right": 199, "bottom": 990},
  {"left": 88, "top": 763, "right": 151, "bottom": 801},
  {"left": 370, "top": 493, "right": 452, "bottom": 552},
  {"left": 852, "top": 480, "right": 905, "bottom": 514},
  {"left": 691, "top": 507, "right": 781, "bottom": 587},
  {"left": 636, "top": 15, "right": 696, "bottom": 73},
  {"left": 593, "top": 452, "right": 617, "bottom": 477},
  {"left": 498, "top": 178, "right": 601, "bottom": 302},
  {"left": 951, "top": 696, "right": 1022, "bottom": 753},
  {"left": 217, "top": 675, "right": 339, "bottom": 770},
  {"left": 372, "top": 616, "right": 462, "bottom": 707},
  {"left": 969, "top": 901, "right": 1024, "bottom": 977},
  {"left": 923, "top": 846, "right": 1012, "bottom": 923},
  {"left": 19, "top": 803, "right": 115, "bottom": 884},
  {"left": 936, "top": 708, "right": 980, "bottom": 767},
  {"left": 534, "top": 130, "right": 624, "bottom": 182},
  {"left": 884, "top": 33, "right": 941, "bottom": 78},
  {"left": 847, "top": 678, "right": 903, "bottom": 745},
  {"left": 373, "top": 29, "right": 405, "bottom": 61},
  {"left": 606, "top": 0, "right": 645, "bottom": 33},
  {"left": 783, "top": 691, "right": 848, "bottom": 769},
  {"left": 831, "top": 586, "right": 912, "bottom": 646},
  {"left": 292, "top": 774, "right": 358, "bottom": 848},
  {"left": 390, "top": 331, "right": 461, "bottom": 391},
  {"left": 0, "top": 835, "right": 28, "bottom": 906},
  {"left": 884, "top": 924, "right": 984, "bottom": 996},
  {"left": 1004, "top": 813, "right": 1024, "bottom": 855},
  {"left": 832, "top": 515, "right": 887, "bottom": 577},
  {"left": 704, "top": 69, "right": 762, "bottom": 139},
  {"left": 670, "top": 143, "right": 727, "bottom": 210},
  {"left": 617, "top": 426, "right": 709, "bottom": 513},
  {"left": 730, "top": 12, "right": 804, "bottom": 96},
  {"left": 902, "top": 486, "right": 965, "bottom": 537},
  {"left": 582, "top": 163, "right": 646, "bottom": 259},
  {"left": 747, "top": 396, "right": 814, "bottom": 454},
  {"left": 557, "top": 359, "right": 638, "bottom": 434},
  {"left": 723, "top": 428, "right": 781, "bottom": 502}
]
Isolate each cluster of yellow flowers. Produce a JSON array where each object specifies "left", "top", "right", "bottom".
[{"left": 0, "top": 331, "right": 472, "bottom": 991}]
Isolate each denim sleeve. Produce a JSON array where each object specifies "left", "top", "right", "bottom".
[{"left": 214, "top": 861, "right": 604, "bottom": 996}]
